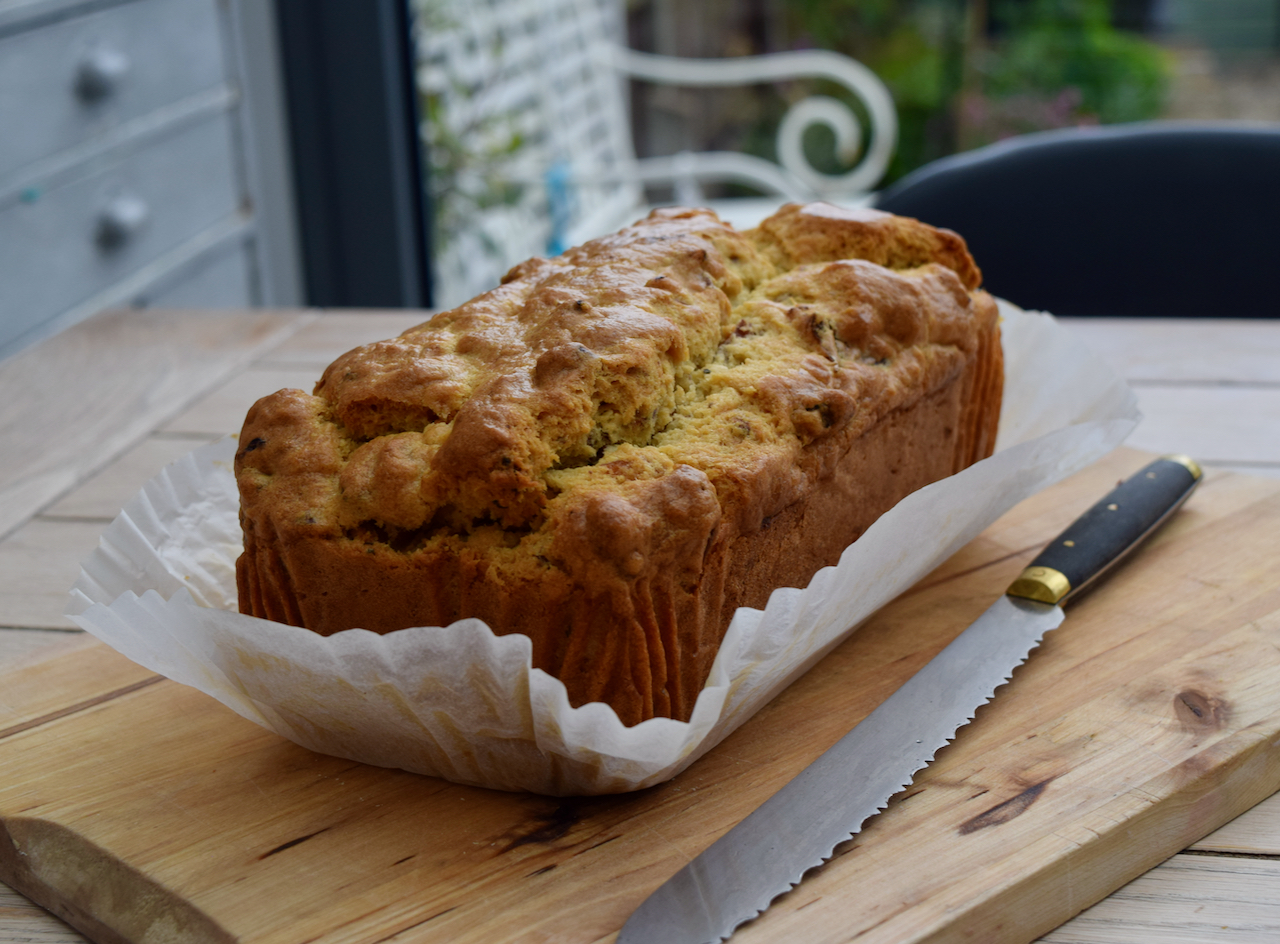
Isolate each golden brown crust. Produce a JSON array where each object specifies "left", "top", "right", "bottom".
[
  {"left": 753, "top": 203, "right": 984, "bottom": 291},
  {"left": 235, "top": 203, "right": 1002, "bottom": 726}
]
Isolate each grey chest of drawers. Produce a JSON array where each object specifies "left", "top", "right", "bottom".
[{"left": 0, "top": 0, "right": 300, "bottom": 359}]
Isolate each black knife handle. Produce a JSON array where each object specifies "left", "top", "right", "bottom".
[{"left": 1007, "top": 455, "right": 1203, "bottom": 607}]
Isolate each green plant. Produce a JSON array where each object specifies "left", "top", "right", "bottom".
[
  {"left": 780, "top": 0, "right": 1170, "bottom": 179},
  {"left": 979, "top": 0, "right": 1170, "bottom": 125},
  {"left": 410, "top": 0, "right": 532, "bottom": 265}
]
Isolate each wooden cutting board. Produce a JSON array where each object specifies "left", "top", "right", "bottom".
[{"left": 3, "top": 447, "right": 1280, "bottom": 944}]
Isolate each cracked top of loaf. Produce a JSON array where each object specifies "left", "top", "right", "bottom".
[{"left": 236, "top": 203, "right": 990, "bottom": 587}]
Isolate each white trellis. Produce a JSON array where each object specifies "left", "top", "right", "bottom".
[{"left": 411, "top": 0, "right": 898, "bottom": 308}]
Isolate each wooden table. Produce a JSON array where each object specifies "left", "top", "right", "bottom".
[{"left": 1, "top": 309, "right": 1278, "bottom": 942}]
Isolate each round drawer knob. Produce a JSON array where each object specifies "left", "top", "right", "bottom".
[
  {"left": 96, "top": 194, "right": 149, "bottom": 250},
  {"left": 75, "top": 47, "right": 131, "bottom": 101}
]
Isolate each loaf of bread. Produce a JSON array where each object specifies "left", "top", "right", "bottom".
[{"left": 235, "top": 203, "right": 1003, "bottom": 726}]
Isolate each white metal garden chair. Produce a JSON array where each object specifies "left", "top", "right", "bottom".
[{"left": 412, "top": 0, "right": 897, "bottom": 307}]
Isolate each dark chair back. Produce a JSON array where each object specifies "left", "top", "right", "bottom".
[{"left": 874, "top": 122, "right": 1280, "bottom": 317}]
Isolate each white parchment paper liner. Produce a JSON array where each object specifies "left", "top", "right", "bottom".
[{"left": 67, "top": 304, "right": 1138, "bottom": 795}]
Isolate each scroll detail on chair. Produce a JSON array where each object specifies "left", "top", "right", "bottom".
[{"left": 412, "top": 0, "right": 898, "bottom": 307}]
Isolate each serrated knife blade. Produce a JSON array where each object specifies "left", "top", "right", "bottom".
[{"left": 618, "top": 455, "right": 1204, "bottom": 944}]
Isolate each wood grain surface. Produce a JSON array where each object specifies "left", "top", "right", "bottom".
[
  {"left": 1057, "top": 317, "right": 1280, "bottom": 480},
  {"left": 0, "top": 307, "right": 308, "bottom": 541},
  {"left": 2, "top": 448, "right": 1279, "bottom": 944}
]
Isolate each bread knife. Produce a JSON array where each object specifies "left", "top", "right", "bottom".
[{"left": 617, "top": 454, "right": 1203, "bottom": 944}]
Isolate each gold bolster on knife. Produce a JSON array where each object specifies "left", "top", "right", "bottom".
[
  {"left": 1007, "top": 566, "right": 1072, "bottom": 605},
  {"left": 1163, "top": 453, "right": 1204, "bottom": 479}
]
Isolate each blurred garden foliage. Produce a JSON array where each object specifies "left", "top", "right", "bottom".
[
  {"left": 779, "top": 0, "right": 1171, "bottom": 181},
  {"left": 412, "top": 0, "right": 1177, "bottom": 302},
  {"left": 965, "top": 0, "right": 1170, "bottom": 141}
]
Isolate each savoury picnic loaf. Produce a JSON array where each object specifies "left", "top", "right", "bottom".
[{"left": 235, "top": 203, "right": 1003, "bottom": 726}]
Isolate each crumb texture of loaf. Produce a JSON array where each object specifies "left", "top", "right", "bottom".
[{"left": 236, "top": 203, "right": 1002, "bottom": 726}]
